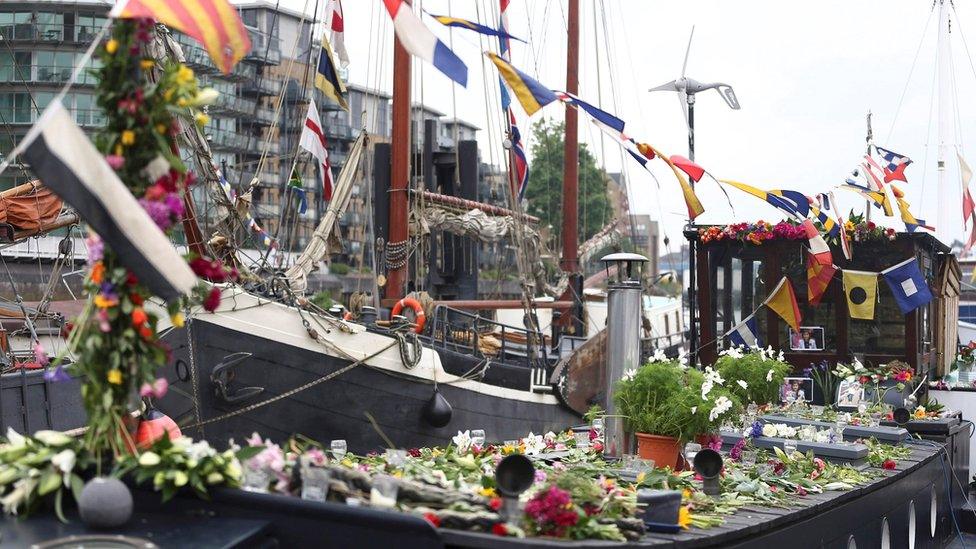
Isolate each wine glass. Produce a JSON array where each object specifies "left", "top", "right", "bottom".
[
  {"left": 591, "top": 418, "right": 605, "bottom": 438},
  {"left": 330, "top": 439, "right": 347, "bottom": 459},
  {"left": 683, "top": 442, "right": 701, "bottom": 469},
  {"left": 783, "top": 440, "right": 797, "bottom": 457}
]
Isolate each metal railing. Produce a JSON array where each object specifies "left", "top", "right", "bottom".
[
  {"left": 426, "top": 305, "right": 554, "bottom": 369},
  {"left": 0, "top": 65, "right": 99, "bottom": 86},
  {"left": 242, "top": 78, "right": 282, "bottom": 97},
  {"left": 0, "top": 23, "right": 102, "bottom": 42}
]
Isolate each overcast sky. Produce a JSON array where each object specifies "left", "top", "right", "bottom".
[{"left": 274, "top": 0, "right": 976, "bottom": 255}]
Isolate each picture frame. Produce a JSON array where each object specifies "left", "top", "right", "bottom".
[
  {"left": 781, "top": 377, "right": 813, "bottom": 404},
  {"left": 836, "top": 379, "right": 864, "bottom": 409},
  {"left": 788, "top": 326, "right": 825, "bottom": 352}
]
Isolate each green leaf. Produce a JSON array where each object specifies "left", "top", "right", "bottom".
[
  {"left": 235, "top": 446, "right": 263, "bottom": 461},
  {"left": 70, "top": 474, "right": 84, "bottom": 504},
  {"left": 54, "top": 487, "right": 68, "bottom": 523},
  {"left": 161, "top": 483, "right": 176, "bottom": 503},
  {"left": 38, "top": 470, "right": 61, "bottom": 496}
]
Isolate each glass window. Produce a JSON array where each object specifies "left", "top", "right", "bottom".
[
  {"left": 76, "top": 15, "right": 106, "bottom": 42},
  {"left": 36, "top": 12, "right": 62, "bottom": 40},
  {"left": 0, "top": 52, "right": 30, "bottom": 82}
]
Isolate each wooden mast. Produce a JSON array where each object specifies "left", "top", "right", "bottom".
[
  {"left": 560, "top": 0, "right": 583, "bottom": 335},
  {"left": 385, "top": 0, "right": 413, "bottom": 301}
]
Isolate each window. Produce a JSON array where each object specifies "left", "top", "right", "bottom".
[
  {"left": 0, "top": 93, "right": 32, "bottom": 124},
  {"left": 0, "top": 12, "right": 34, "bottom": 40},
  {"left": 35, "top": 12, "right": 63, "bottom": 40},
  {"left": 76, "top": 15, "right": 107, "bottom": 42},
  {"left": 37, "top": 51, "right": 75, "bottom": 83},
  {"left": 0, "top": 52, "right": 31, "bottom": 82}
]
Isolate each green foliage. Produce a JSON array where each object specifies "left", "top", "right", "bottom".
[
  {"left": 310, "top": 291, "right": 334, "bottom": 310},
  {"left": 524, "top": 119, "right": 613, "bottom": 242},
  {"left": 0, "top": 429, "right": 89, "bottom": 521},
  {"left": 613, "top": 361, "right": 742, "bottom": 441},
  {"left": 715, "top": 348, "right": 792, "bottom": 406},
  {"left": 117, "top": 436, "right": 242, "bottom": 502},
  {"left": 329, "top": 262, "right": 350, "bottom": 275}
]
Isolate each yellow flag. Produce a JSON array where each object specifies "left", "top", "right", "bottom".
[
  {"left": 764, "top": 276, "right": 801, "bottom": 331},
  {"left": 843, "top": 270, "right": 878, "bottom": 320}
]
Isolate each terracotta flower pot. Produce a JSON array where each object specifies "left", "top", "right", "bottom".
[{"left": 635, "top": 432, "right": 681, "bottom": 469}]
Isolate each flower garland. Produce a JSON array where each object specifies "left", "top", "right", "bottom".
[
  {"left": 59, "top": 19, "right": 236, "bottom": 457},
  {"left": 698, "top": 220, "right": 808, "bottom": 245}
]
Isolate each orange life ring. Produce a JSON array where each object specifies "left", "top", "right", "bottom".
[
  {"left": 391, "top": 297, "right": 426, "bottom": 334},
  {"left": 343, "top": 311, "right": 354, "bottom": 321}
]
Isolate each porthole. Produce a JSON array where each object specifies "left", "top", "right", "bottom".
[
  {"left": 881, "top": 517, "right": 890, "bottom": 549},
  {"left": 931, "top": 485, "right": 938, "bottom": 538},
  {"left": 908, "top": 500, "right": 916, "bottom": 549},
  {"left": 847, "top": 534, "right": 857, "bottom": 549}
]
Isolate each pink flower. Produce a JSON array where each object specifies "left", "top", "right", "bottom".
[
  {"left": 33, "top": 343, "right": 48, "bottom": 366},
  {"left": 106, "top": 155, "right": 125, "bottom": 169},
  {"left": 139, "top": 377, "right": 168, "bottom": 398},
  {"left": 305, "top": 447, "right": 327, "bottom": 466},
  {"left": 97, "top": 309, "right": 111, "bottom": 332}
]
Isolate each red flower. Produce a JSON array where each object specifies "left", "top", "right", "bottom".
[
  {"left": 407, "top": 448, "right": 421, "bottom": 458},
  {"left": 591, "top": 441, "right": 603, "bottom": 453},
  {"left": 423, "top": 513, "right": 441, "bottom": 528},
  {"left": 489, "top": 497, "right": 503, "bottom": 511},
  {"left": 491, "top": 523, "right": 508, "bottom": 536},
  {"left": 882, "top": 459, "right": 897, "bottom": 470},
  {"left": 131, "top": 307, "right": 148, "bottom": 327},
  {"left": 130, "top": 293, "right": 144, "bottom": 306},
  {"left": 204, "top": 287, "right": 222, "bottom": 312}
]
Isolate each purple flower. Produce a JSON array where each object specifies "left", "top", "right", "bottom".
[
  {"left": 729, "top": 439, "right": 745, "bottom": 461},
  {"left": 139, "top": 198, "right": 174, "bottom": 230},
  {"left": 749, "top": 420, "right": 764, "bottom": 438},
  {"left": 44, "top": 364, "right": 70, "bottom": 382},
  {"left": 164, "top": 193, "right": 185, "bottom": 219},
  {"left": 534, "top": 469, "right": 548, "bottom": 484},
  {"left": 86, "top": 233, "right": 103, "bottom": 265}
]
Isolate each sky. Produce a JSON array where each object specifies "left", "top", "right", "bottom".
[{"left": 273, "top": 0, "right": 976, "bottom": 256}]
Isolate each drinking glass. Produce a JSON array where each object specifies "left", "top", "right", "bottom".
[
  {"left": 639, "top": 458, "right": 656, "bottom": 472},
  {"left": 683, "top": 442, "right": 701, "bottom": 468},
  {"left": 869, "top": 412, "right": 882, "bottom": 427},
  {"left": 385, "top": 448, "right": 407, "bottom": 468},
  {"left": 330, "top": 439, "right": 347, "bottom": 459},
  {"left": 370, "top": 475, "right": 399, "bottom": 509},
  {"left": 504, "top": 439, "right": 519, "bottom": 449},
  {"left": 470, "top": 429, "right": 486, "bottom": 448},
  {"left": 741, "top": 449, "right": 757, "bottom": 467},
  {"left": 783, "top": 440, "right": 797, "bottom": 457},
  {"left": 573, "top": 430, "right": 590, "bottom": 450},
  {"left": 241, "top": 461, "right": 270, "bottom": 493},
  {"left": 591, "top": 418, "right": 605, "bottom": 438},
  {"left": 300, "top": 463, "right": 332, "bottom": 502}
]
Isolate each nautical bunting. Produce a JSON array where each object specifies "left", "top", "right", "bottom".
[
  {"left": 843, "top": 270, "right": 878, "bottom": 320},
  {"left": 647, "top": 145, "right": 705, "bottom": 220},
  {"left": 498, "top": 0, "right": 514, "bottom": 111},
  {"left": 807, "top": 252, "right": 836, "bottom": 306},
  {"left": 216, "top": 171, "right": 274, "bottom": 249},
  {"left": 384, "top": 0, "right": 468, "bottom": 87},
  {"left": 725, "top": 315, "right": 759, "bottom": 348},
  {"left": 876, "top": 146, "right": 912, "bottom": 183},
  {"left": 838, "top": 216, "right": 853, "bottom": 261},
  {"left": 19, "top": 100, "right": 196, "bottom": 301},
  {"left": 427, "top": 12, "right": 524, "bottom": 42},
  {"left": 890, "top": 185, "right": 932, "bottom": 233},
  {"left": 315, "top": 34, "right": 348, "bottom": 111},
  {"left": 324, "top": 0, "right": 349, "bottom": 68},
  {"left": 670, "top": 155, "right": 705, "bottom": 183},
  {"left": 881, "top": 258, "right": 933, "bottom": 314},
  {"left": 299, "top": 98, "right": 335, "bottom": 200},
  {"left": 509, "top": 111, "right": 529, "bottom": 200},
  {"left": 801, "top": 219, "right": 832, "bottom": 266},
  {"left": 553, "top": 92, "right": 626, "bottom": 132},
  {"left": 765, "top": 276, "right": 802, "bottom": 332},
  {"left": 110, "top": 0, "right": 250, "bottom": 75},
  {"left": 487, "top": 53, "right": 557, "bottom": 116}
]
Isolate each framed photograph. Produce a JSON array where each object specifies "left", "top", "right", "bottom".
[
  {"left": 781, "top": 377, "right": 813, "bottom": 403},
  {"left": 836, "top": 380, "right": 864, "bottom": 409},
  {"left": 788, "top": 326, "right": 824, "bottom": 351}
]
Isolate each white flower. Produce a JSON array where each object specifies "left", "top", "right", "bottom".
[
  {"left": 678, "top": 349, "right": 689, "bottom": 368},
  {"left": 138, "top": 451, "right": 161, "bottom": 467},
  {"left": 691, "top": 406, "right": 698, "bottom": 415},
  {"left": 187, "top": 441, "right": 217, "bottom": 462},
  {"left": 777, "top": 351, "right": 786, "bottom": 362},
  {"left": 709, "top": 396, "right": 733, "bottom": 422},
  {"left": 522, "top": 433, "right": 546, "bottom": 455},
  {"left": 701, "top": 379, "right": 714, "bottom": 400},
  {"left": 33, "top": 430, "right": 71, "bottom": 447},
  {"left": 649, "top": 349, "right": 669, "bottom": 363},
  {"left": 762, "top": 424, "right": 778, "bottom": 437},
  {"left": 452, "top": 430, "right": 472, "bottom": 453},
  {"left": 622, "top": 368, "right": 637, "bottom": 381},
  {"left": 776, "top": 425, "right": 796, "bottom": 438},
  {"left": 814, "top": 430, "right": 831, "bottom": 443},
  {"left": 720, "top": 346, "right": 744, "bottom": 359},
  {"left": 5, "top": 428, "right": 25, "bottom": 448},
  {"left": 51, "top": 449, "right": 76, "bottom": 476},
  {"left": 736, "top": 380, "right": 749, "bottom": 390},
  {"left": 543, "top": 431, "right": 557, "bottom": 443},
  {"left": 766, "top": 369, "right": 774, "bottom": 382}
]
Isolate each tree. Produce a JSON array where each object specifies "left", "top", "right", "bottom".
[{"left": 524, "top": 119, "right": 612, "bottom": 245}]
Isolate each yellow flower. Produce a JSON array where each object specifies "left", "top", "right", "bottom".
[
  {"left": 682, "top": 488, "right": 692, "bottom": 500},
  {"left": 156, "top": 124, "right": 168, "bottom": 135},
  {"left": 636, "top": 471, "right": 646, "bottom": 484},
  {"left": 140, "top": 59, "right": 155, "bottom": 70},
  {"left": 107, "top": 369, "right": 122, "bottom": 385},
  {"left": 120, "top": 130, "right": 135, "bottom": 146},
  {"left": 170, "top": 312, "right": 185, "bottom": 328},
  {"left": 393, "top": 471, "right": 402, "bottom": 478},
  {"left": 105, "top": 39, "right": 118, "bottom": 54},
  {"left": 94, "top": 294, "right": 118, "bottom": 309},
  {"left": 913, "top": 406, "right": 927, "bottom": 419},
  {"left": 177, "top": 98, "right": 188, "bottom": 107},
  {"left": 195, "top": 112, "right": 210, "bottom": 126},
  {"left": 114, "top": 144, "right": 123, "bottom": 157},
  {"left": 678, "top": 506, "right": 691, "bottom": 529},
  {"left": 340, "top": 458, "right": 353, "bottom": 467},
  {"left": 479, "top": 487, "right": 496, "bottom": 497},
  {"left": 163, "top": 88, "right": 175, "bottom": 101},
  {"left": 176, "top": 65, "right": 195, "bottom": 84},
  {"left": 844, "top": 220, "right": 855, "bottom": 232}
]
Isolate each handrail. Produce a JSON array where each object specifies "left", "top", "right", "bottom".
[{"left": 426, "top": 305, "right": 553, "bottom": 368}]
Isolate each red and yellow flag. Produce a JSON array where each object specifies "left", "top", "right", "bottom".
[
  {"left": 807, "top": 252, "right": 836, "bottom": 306},
  {"left": 111, "top": 0, "right": 251, "bottom": 74},
  {"left": 765, "top": 276, "right": 801, "bottom": 332},
  {"left": 648, "top": 145, "right": 705, "bottom": 220}
]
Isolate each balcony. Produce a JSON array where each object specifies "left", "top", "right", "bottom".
[
  {"left": 0, "top": 65, "right": 100, "bottom": 87},
  {"left": 176, "top": 38, "right": 256, "bottom": 82},
  {"left": 241, "top": 78, "right": 282, "bottom": 97},
  {"left": 253, "top": 107, "right": 277, "bottom": 126},
  {"left": 0, "top": 23, "right": 102, "bottom": 43},
  {"left": 210, "top": 94, "right": 258, "bottom": 118},
  {"left": 241, "top": 169, "right": 281, "bottom": 187},
  {"left": 244, "top": 27, "right": 282, "bottom": 66},
  {"left": 205, "top": 128, "right": 246, "bottom": 151},
  {"left": 324, "top": 123, "right": 356, "bottom": 141}
]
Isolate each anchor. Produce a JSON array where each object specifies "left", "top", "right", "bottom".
[{"left": 210, "top": 352, "right": 264, "bottom": 404}]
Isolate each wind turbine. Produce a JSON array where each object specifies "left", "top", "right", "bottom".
[{"left": 649, "top": 26, "right": 740, "bottom": 165}]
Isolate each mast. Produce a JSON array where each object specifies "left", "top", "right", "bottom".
[
  {"left": 560, "top": 0, "right": 583, "bottom": 335},
  {"left": 865, "top": 111, "right": 873, "bottom": 224},
  {"left": 936, "top": 0, "right": 949, "bottom": 243},
  {"left": 385, "top": 0, "right": 412, "bottom": 301}
]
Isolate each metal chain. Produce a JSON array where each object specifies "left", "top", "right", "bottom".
[
  {"left": 182, "top": 339, "right": 398, "bottom": 430},
  {"left": 185, "top": 312, "right": 205, "bottom": 439}
]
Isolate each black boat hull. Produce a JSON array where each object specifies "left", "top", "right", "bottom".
[{"left": 157, "top": 316, "right": 579, "bottom": 452}]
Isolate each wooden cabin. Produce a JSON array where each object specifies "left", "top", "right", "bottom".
[{"left": 685, "top": 227, "right": 959, "bottom": 379}]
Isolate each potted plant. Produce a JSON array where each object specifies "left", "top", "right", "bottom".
[
  {"left": 614, "top": 360, "right": 741, "bottom": 468},
  {"left": 715, "top": 346, "right": 792, "bottom": 406}
]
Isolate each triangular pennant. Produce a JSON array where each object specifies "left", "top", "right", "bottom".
[
  {"left": 765, "top": 276, "right": 802, "bottom": 332},
  {"left": 807, "top": 253, "right": 836, "bottom": 306}
]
